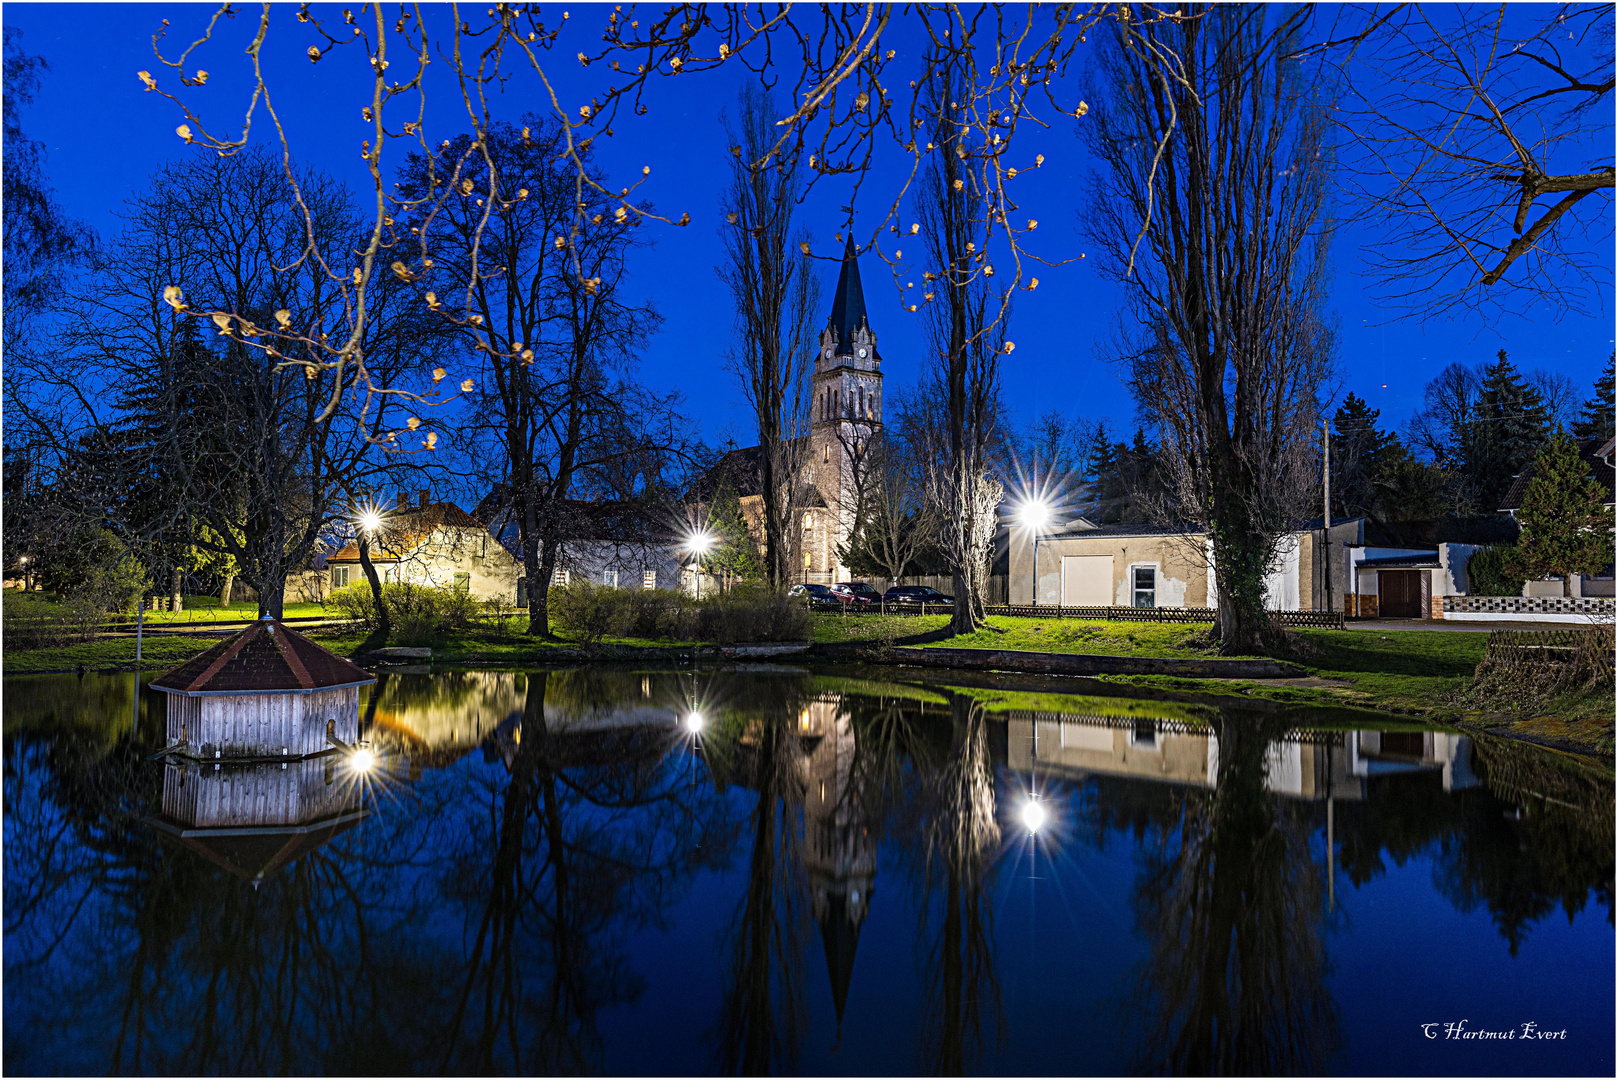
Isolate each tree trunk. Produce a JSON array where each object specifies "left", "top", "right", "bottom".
[
  {"left": 220, "top": 573, "right": 234, "bottom": 608},
  {"left": 357, "top": 533, "right": 389, "bottom": 635}
]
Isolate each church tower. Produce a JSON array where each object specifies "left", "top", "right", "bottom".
[{"left": 804, "top": 235, "right": 883, "bottom": 583}]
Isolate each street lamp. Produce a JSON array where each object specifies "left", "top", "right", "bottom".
[
  {"left": 356, "top": 507, "right": 383, "bottom": 535},
  {"left": 685, "top": 529, "right": 715, "bottom": 599},
  {"left": 1017, "top": 497, "right": 1052, "bottom": 607}
]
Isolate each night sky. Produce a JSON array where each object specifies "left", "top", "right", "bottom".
[{"left": 6, "top": 3, "right": 1613, "bottom": 451}]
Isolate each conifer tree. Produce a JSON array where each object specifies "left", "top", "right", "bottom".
[
  {"left": 1330, "top": 393, "right": 1391, "bottom": 519},
  {"left": 1512, "top": 429, "right": 1612, "bottom": 597},
  {"left": 1573, "top": 353, "right": 1615, "bottom": 443},
  {"left": 1472, "top": 350, "right": 1550, "bottom": 511}
]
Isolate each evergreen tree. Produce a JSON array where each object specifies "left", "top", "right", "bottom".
[
  {"left": 1511, "top": 429, "right": 1612, "bottom": 597},
  {"left": 1573, "top": 353, "right": 1615, "bottom": 442},
  {"left": 1078, "top": 422, "right": 1125, "bottom": 523},
  {"left": 702, "top": 480, "right": 762, "bottom": 587},
  {"left": 1330, "top": 393, "right": 1391, "bottom": 520},
  {"left": 1471, "top": 350, "right": 1550, "bottom": 511}
]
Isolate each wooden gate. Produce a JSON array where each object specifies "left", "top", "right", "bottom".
[{"left": 1378, "top": 569, "right": 1423, "bottom": 619}]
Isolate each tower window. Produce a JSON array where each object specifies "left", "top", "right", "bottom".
[{"left": 823, "top": 444, "right": 829, "bottom": 462}]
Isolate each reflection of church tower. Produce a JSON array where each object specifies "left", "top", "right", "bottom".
[
  {"left": 797, "top": 694, "right": 877, "bottom": 1030},
  {"left": 804, "top": 236, "right": 884, "bottom": 584}
]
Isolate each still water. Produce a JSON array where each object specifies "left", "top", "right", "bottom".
[{"left": 4, "top": 666, "right": 1612, "bottom": 1076}]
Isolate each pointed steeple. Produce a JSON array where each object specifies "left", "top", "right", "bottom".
[
  {"left": 818, "top": 890, "right": 863, "bottom": 1027},
  {"left": 827, "top": 233, "right": 869, "bottom": 352}
]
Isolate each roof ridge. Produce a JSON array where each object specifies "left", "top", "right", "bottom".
[
  {"left": 184, "top": 621, "right": 263, "bottom": 692},
  {"left": 269, "top": 621, "right": 316, "bottom": 689}
]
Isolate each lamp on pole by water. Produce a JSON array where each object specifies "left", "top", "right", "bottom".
[
  {"left": 685, "top": 529, "right": 715, "bottom": 599},
  {"left": 1017, "top": 496, "right": 1053, "bottom": 606}
]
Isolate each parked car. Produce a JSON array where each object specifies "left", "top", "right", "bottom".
[
  {"left": 788, "top": 583, "right": 839, "bottom": 608},
  {"left": 882, "top": 585, "right": 955, "bottom": 608},
  {"left": 829, "top": 582, "right": 884, "bottom": 605}
]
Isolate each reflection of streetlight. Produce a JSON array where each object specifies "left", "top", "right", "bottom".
[
  {"left": 1020, "top": 794, "right": 1048, "bottom": 834},
  {"left": 683, "top": 710, "right": 706, "bottom": 734},
  {"left": 1018, "top": 496, "right": 1053, "bottom": 607}
]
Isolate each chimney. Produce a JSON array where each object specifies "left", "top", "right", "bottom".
[
  {"left": 418, "top": 490, "right": 430, "bottom": 510},
  {"left": 396, "top": 492, "right": 408, "bottom": 511}
]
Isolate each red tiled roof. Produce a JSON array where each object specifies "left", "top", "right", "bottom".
[
  {"left": 150, "top": 618, "right": 376, "bottom": 694},
  {"left": 326, "top": 501, "right": 488, "bottom": 564}
]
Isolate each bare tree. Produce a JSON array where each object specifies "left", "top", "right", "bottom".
[
  {"left": 841, "top": 411, "right": 939, "bottom": 585},
  {"left": 1324, "top": 3, "right": 1614, "bottom": 320},
  {"left": 11, "top": 149, "right": 437, "bottom": 616},
  {"left": 1085, "top": 5, "right": 1336, "bottom": 653},
  {"left": 718, "top": 85, "right": 820, "bottom": 589},
  {"left": 402, "top": 118, "right": 669, "bottom": 636},
  {"left": 913, "top": 50, "right": 1013, "bottom": 635}
]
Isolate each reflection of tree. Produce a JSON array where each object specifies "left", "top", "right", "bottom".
[
  {"left": 917, "top": 695, "right": 1004, "bottom": 1075},
  {"left": 440, "top": 669, "right": 737, "bottom": 1072},
  {"left": 1335, "top": 733, "right": 1614, "bottom": 955},
  {"left": 713, "top": 696, "right": 811, "bottom": 1075},
  {"left": 1127, "top": 715, "right": 1337, "bottom": 1076}
]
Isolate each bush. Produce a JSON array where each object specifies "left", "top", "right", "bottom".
[
  {"left": 1466, "top": 544, "right": 1526, "bottom": 597},
  {"left": 325, "top": 582, "right": 483, "bottom": 645},
  {"left": 549, "top": 582, "right": 811, "bottom": 645}
]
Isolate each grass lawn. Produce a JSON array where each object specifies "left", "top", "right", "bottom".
[{"left": 810, "top": 612, "right": 1232, "bottom": 657}]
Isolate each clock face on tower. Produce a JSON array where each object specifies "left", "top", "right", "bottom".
[
  {"left": 825, "top": 348, "right": 834, "bottom": 359},
  {"left": 857, "top": 347, "right": 868, "bottom": 358}
]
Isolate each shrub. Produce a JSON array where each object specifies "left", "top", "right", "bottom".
[
  {"left": 325, "top": 582, "right": 482, "bottom": 644},
  {"left": 549, "top": 582, "right": 810, "bottom": 645},
  {"left": 1466, "top": 544, "right": 1526, "bottom": 597}
]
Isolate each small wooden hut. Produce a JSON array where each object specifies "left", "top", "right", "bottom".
[
  {"left": 149, "top": 757, "right": 368, "bottom": 885},
  {"left": 150, "top": 615, "right": 376, "bottom": 759}
]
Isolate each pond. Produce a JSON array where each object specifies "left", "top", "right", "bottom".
[{"left": 3, "top": 666, "right": 1612, "bottom": 1076}]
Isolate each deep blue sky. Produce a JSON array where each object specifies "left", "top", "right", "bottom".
[{"left": 6, "top": 4, "right": 1612, "bottom": 449}]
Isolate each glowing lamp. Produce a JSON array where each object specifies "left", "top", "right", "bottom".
[
  {"left": 350, "top": 748, "right": 376, "bottom": 774},
  {"left": 1018, "top": 498, "right": 1052, "bottom": 531},
  {"left": 683, "top": 711, "right": 706, "bottom": 734},
  {"left": 1020, "top": 797, "right": 1048, "bottom": 834}
]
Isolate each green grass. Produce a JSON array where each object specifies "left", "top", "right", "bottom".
[
  {"left": 1, "top": 635, "right": 221, "bottom": 675},
  {"left": 812, "top": 612, "right": 1241, "bottom": 656},
  {"left": 1287, "top": 627, "right": 1487, "bottom": 712}
]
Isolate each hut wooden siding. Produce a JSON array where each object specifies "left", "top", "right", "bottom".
[
  {"left": 162, "top": 757, "right": 354, "bottom": 828},
  {"left": 170, "top": 686, "right": 361, "bottom": 759},
  {"left": 151, "top": 618, "right": 374, "bottom": 759}
]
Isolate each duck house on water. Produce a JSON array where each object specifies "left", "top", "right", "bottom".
[{"left": 149, "top": 615, "right": 376, "bottom": 760}]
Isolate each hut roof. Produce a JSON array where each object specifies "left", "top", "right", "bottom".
[
  {"left": 150, "top": 617, "right": 376, "bottom": 696},
  {"left": 150, "top": 811, "right": 368, "bottom": 884}
]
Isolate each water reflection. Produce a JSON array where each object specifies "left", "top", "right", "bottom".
[{"left": 2, "top": 670, "right": 1611, "bottom": 1076}]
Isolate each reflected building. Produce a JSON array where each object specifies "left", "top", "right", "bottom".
[
  {"left": 1008, "top": 714, "right": 1477, "bottom": 799},
  {"left": 795, "top": 694, "right": 877, "bottom": 1028},
  {"left": 147, "top": 757, "right": 368, "bottom": 887}
]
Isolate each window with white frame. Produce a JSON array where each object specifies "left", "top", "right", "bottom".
[
  {"left": 643, "top": 570, "right": 656, "bottom": 589},
  {"left": 603, "top": 570, "right": 618, "bottom": 588},
  {"left": 331, "top": 566, "right": 350, "bottom": 588},
  {"left": 1132, "top": 566, "right": 1157, "bottom": 608},
  {"left": 551, "top": 567, "right": 569, "bottom": 586},
  {"left": 384, "top": 567, "right": 398, "bottom": 584}
]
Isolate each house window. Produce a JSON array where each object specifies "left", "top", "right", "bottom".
[
  {"left": 1133, "top": 566, "right": 1157, "bottom": 608},
  {"left": 384, "top": 567, "right": 399, "bottom": 584},
  {"left": 603, "top": 570, "right": 618, "bottom": 588},
  {"left": 453, "top": 572, "right": 471, "bottom": 593},
  {"left": 643, "top": 570, "right": 657, "bottom": 589},
  {"left": 517, "top": 578, "right": 527, "bottom": 605},
  {"left": 332, "top": 566, "right": 350, "bottom": 588},
  {"left": 551, "top": 567, "right": 569, "bottom": 587}
]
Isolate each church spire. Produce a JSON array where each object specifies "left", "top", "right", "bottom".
[{"left": 827, "top": 233, "right": 869, "bottom": 352}]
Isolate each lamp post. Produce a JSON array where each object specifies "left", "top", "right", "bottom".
[
  {"left": 352, "top": 503, "right": 389, "bottom": 634},
  {"left": 1017, "top": 497, "right": 1052, "bottom": 607},
  {"left": 685, "top": 529, "right": 715, "bottom": 599}
]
